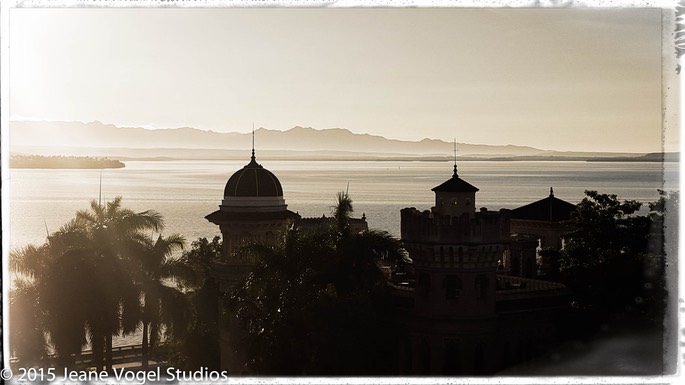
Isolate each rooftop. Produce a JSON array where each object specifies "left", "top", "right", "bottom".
[{"left": 510, "top": 188, "right": 576, "bottom": 222}]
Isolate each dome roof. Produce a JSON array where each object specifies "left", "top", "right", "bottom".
[{"left": 224, "top": 153, "right": 284, "bottom": 197}]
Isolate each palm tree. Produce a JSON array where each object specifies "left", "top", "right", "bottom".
[
  {"left": 329, "top": 191, "right": 405, "bottom": 296},
  {"left": 42, "top": 197, "right": 161, "bottom": 370},
  {"left": 10, "top": 197, "right": 165, "bottom": 370},
  {"left": 134, "top": 233, "right": 188, "bottom": 369},
  {"left": 69, "top": 197, "right": 163, "bottom": 370}
]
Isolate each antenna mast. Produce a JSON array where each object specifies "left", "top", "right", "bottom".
[
  {"left": 99, "top": 170, "right": 103, "bottom": 207},
  {"left": 251, "top": 123, "right": 256, "bottom": 160}
]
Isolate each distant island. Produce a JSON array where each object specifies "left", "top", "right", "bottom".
[{"left": 10, "top": 155, "right": 125, "bottom": 169}]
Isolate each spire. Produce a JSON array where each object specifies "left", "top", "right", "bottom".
[
  {"left": 251, "top": 123, "right": 256, "bottom": 161},
  {"left": 549, "top": 187, "right": 554, "bottom": 197},
  {"left": 452, "top": 138, "right": 458, "bottom": 177}
]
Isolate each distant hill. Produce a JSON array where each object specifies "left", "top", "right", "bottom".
[{"left": 9, "top": 120, "right": 645, "bottom": 159}]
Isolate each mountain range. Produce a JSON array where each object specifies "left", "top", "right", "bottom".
[{"left": 9, "top": 120, "right": 648, "bottom": 160}]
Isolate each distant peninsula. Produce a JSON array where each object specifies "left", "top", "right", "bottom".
[{"left": 10, "top": 155, "right": 125, "bottom": 169}]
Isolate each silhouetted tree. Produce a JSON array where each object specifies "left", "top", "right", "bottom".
[{"left": 558, "top": 190, "right": 669, "bottom": 324}]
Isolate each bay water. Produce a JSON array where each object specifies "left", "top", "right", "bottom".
[{"left": 9, "top": 159, "right": 677, "bottom": 251}]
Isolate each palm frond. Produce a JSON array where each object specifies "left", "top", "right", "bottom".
[{"left": 10, "top": 244, "right": 49, "bottom": 277}]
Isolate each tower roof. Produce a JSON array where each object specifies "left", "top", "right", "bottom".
[
  {"left": 510, "top": 188, "right": 576, "bottom": 222},
  {"left": 432, "top": 142, "right": 478, "bottom": 193},
  {"left": 431, "top": 174, "right": 479, "bottom": 193},
  {"left": 223, "top": 153, "right": 284, "bottom": 198}
]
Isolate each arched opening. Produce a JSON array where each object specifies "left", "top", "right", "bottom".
[
  {"left": 474, "top": 342, "right": 487, "bottom": 374},
  {"left": 498, "top": 341, "right": 511, "bottom": 371},
  {"left": 443, "top": 275, "right": 462, "bottom": 300},
  {"left": 443, "top": 341, "right": 461, "bottom": 375}
]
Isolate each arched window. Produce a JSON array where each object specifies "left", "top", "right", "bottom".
[
  {"left": 475, "top": 274, "right": 489, "bottom": 300},
  {"left": 443, "top": 275, "right": 462, "bottom": 300}
]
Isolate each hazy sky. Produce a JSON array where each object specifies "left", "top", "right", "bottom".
[{"left": 8, "top": 7, "right": 671, "bottom": 152}]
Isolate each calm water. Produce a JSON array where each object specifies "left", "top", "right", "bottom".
[{"left": 8, "top": 159, "right": 678, "bottom": 251}]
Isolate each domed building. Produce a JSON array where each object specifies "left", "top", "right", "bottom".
[
  {"left": 207, "top": 149, "right": 299, "bottom": 257},
  {"left": 206, "top": 149, "right": 299, "bottom": 282}
]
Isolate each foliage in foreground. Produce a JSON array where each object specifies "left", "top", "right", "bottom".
[
  {"left": 540, "top": 189, "right": 674, "bottom": 327},
  {"left": 224, "top": 192, "right": 407, "bottom": 375},
  {"left": 159, "top": 236, "right": 225, "bottom": 370}
]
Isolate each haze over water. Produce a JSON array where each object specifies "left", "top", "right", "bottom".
[{"left": 9, "top": 159, "right": 676, "bottom": 251}]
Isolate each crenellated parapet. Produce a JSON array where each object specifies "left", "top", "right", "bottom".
[{"left": 400, "top": 207, "right": 511, "bottom": 245}]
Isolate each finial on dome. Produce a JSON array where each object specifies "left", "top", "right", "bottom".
[
  {"left": 452, "top": 138, "right": 458, "bottom": 177},
  {"left": 251, "top": 123, "right": 256, "bottom": 162}
]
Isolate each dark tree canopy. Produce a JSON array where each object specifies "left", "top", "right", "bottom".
[{"left": 554, "top": 190, "right": 670, "bottom": 323}]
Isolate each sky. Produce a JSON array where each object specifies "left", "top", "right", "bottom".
[{"left": 6, "top": 6, "right": 675, "bottom": 152}]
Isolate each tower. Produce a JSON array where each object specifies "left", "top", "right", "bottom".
[
  {"left": 206, "top": 145, "right": 299, "bottom": 372},
  {"left": 400, "top": 163, "right": 510, "bottom": 375}
]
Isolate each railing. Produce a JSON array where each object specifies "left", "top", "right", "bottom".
[{"left": 10, "top": 343, "right": 157, "bottom": 367}]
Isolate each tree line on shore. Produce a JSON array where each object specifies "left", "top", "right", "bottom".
[
  {"left": 10, "top": 155, "right": 125, "bottom": 169},
  {"left": 9, "top": 189, "right": 675, "bottom": 374}
]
